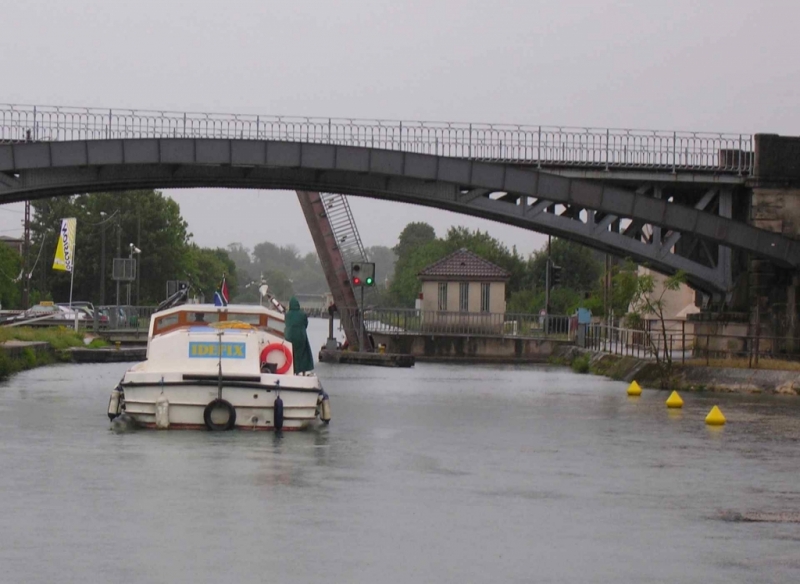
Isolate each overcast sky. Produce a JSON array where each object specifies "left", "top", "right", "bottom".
[{"left": 2, "top": 0, "right": 799, "bottom": 256}]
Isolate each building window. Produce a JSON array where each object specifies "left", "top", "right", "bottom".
[
  {"left": 437, "top": 282, "right": 448, "bottom": 311},
  {"left": 459, "top": 282, "right": 469, "bottom": 312},
  {"left": 480, "top": 283, "right": 490, "bottom": 313}
]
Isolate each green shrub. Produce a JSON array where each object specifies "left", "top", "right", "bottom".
[
  {"left": 20, "top": 347, "right": 37, "bottom": 369},
  {"left": 571, "top": 353, "right": 591, "bottom": 374},
  {"left": 0, "top": 351, "right": 12, "bottom": 380},
  {"left": 0, "top": 327, "right": 85, "bottom": 350}
]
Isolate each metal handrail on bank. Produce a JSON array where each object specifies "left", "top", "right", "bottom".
[
  {"left": 583, "top": 322, "right": 800, "bottom": 367},
  {"left": 330, "top": 307, "right": 575, "bottom": 340}
]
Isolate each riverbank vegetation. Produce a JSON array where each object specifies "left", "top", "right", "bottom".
[
  {"left": 684, "top": 357, "right": 800, "bottom": 372},
  {"left": 385, "top": 221, "right": 637, "bottom": 317},
  {"left": 0, "top": 327, "right": 109, "bottom": 380},
  {"left": 29, "top": 191, "right": 238, "bottom": 306},
  {"left": 0, "top": 326, "right": 90, "bottom": 349},
  {"left": 7, "top": 194, "right": 644, "bottom": 324}
]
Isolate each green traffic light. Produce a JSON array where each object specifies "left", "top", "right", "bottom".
[{"left": 366, "top": 277, "right": 374, "bottom": 285}]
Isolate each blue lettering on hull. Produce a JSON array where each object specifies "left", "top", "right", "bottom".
[{"left": 188, "top": 342, "right": 247, "bottom": 359}]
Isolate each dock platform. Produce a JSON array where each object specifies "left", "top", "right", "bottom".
[
  {"left": 67, "top": 347, "right": 147, "bottom": 363},
  {"left": 318, "top": 349, "right": 415, "bottom": 368}
]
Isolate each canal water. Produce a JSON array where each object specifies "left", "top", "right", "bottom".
[{"left": 0, "top": 319, "right": 798, "bottom": 583}]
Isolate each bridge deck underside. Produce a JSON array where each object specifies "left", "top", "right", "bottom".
[{"left": 1, "top": 138, "right": 796, "bottom": 295}]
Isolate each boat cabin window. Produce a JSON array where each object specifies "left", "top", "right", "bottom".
[
  {"left": 225, "top": 313, "right": 261, "bottom": 326},
  {"left": 191, "top": 311, "right": 220, "bottom": 324},
  {"left": 266, "top": 316, "right": 285, "bottom": 335},
  {"left": 154, "top": 314, "right": 180, "bottom": 334}
]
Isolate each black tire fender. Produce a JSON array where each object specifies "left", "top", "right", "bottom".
[
  {"left": 273, "top": 396, "right": 284, "bottom": 431},
  {"left": 203, "top": 398, "right": 237, "bottom": 431}
]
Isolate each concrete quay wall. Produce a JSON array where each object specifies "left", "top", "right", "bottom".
[{"left": 371, "top": 333, "right": 570, "bottom": 362}]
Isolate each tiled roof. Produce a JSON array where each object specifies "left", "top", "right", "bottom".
[{"left": 418, "top": 248, "right": 511, "bottom": 281}]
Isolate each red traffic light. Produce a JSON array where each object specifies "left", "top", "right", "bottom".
[{"left": 353, "top": 277, "right": 361, "bottom": 285}]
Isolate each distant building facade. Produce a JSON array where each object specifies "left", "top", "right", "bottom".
[
  {"left": 0, "top": 236, "right": 23, "bottom": 255},
  {"left": 418, "top": 248, "right": 510, "bottom": 333}
]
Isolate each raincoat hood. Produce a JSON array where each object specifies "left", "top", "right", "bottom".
[{"left": 289, "top": 297, "right": 300, "bottom": 311}]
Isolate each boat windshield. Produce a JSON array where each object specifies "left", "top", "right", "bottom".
[
  {"left": 189, "top": 312, "right": 220, "bottom": 325},
  {"left": 151, "top": 309, "right": 284, "bottom": 338}
]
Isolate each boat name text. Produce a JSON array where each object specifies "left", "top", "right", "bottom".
[{"left": 188, "top": 342, "right": 247, "bottom": 359}]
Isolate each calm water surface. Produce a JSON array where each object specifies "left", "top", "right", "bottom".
[{"left": 1, "top": 319, "right": 799, "bottom": 583}]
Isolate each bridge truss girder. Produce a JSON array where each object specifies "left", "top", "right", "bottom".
[{"left": 1, "top": 138, "right": 798, "bottom": 294}]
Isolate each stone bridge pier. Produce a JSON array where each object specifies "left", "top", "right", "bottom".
[{"left": 749, "top": 134, "right": 800, "bottom": 350}]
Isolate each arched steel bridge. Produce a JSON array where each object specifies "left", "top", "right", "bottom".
[{"left": 1, "top": 105, "right": 795, "bottom": 295}]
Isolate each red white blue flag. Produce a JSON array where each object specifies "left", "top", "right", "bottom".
[{"left": 214, "top": 275, "right": 229, "bottom": 306}]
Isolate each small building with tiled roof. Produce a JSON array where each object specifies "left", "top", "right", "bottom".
[{"left": 418, "top": 248, "right": 509, "bottom": 323}]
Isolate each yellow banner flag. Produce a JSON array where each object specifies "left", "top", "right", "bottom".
[{"left": 52, "top": 218, "right": 77, "bottom": 272}]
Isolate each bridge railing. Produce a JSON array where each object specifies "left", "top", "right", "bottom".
[{"left": 0, "top": 104, "right": 753, "bottom": 173}]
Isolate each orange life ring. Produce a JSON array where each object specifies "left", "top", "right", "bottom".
[{"left": 260, "top": 343, "right": 293, "bottom": 374}]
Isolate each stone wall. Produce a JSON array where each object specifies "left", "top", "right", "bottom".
[
  {"left": 749, "top": 134, "right": 800, "bottom": 345},
  {"left": 754, "top": 134, "right": 800, "bottom": 183}
]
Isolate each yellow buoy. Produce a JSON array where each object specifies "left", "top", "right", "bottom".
[
  {"left": 627, "top": 380, "right": 642, "bottom": 396},
  {"left": 666, "top": 391, "right": 683, "bottom": 408},
  {"left": 705, "top": 405, "right": 726, "bottom": 426}
]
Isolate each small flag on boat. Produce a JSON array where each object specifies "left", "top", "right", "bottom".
[{"left": 214, "top": 275, "right": 229, "bottom": 306}]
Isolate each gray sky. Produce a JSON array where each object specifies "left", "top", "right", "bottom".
[{"left": 2, "top": 0, "right": 798, "bottom": 255}]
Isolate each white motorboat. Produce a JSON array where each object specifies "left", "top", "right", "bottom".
[{"left": 107, "top": 303, "right": 330, "bottom": 431}]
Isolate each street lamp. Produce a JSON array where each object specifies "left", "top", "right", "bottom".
[
  {"left": 93, "top": 210, "right": 119, "bottom": 307},
  {"left": 127, "top": 243, "right": 141, "bottom": 306}
]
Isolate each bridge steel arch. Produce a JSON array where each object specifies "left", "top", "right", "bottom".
[{"left": 1, "top": 138, "right": 797, "bottom": 294}]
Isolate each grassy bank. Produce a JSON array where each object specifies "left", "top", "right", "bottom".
[
  {"left": 0, "top": 327, "right": 108, "bottom": 381},
  {"left": 683, "top": 357, "right": 800, "bottom": 372},
  {"left": 550, "top": 346, "right": 800, "bottom": 395}
]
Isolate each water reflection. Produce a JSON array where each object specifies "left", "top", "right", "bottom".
[{"left": 0, "top": 319, "right": 797, "bottom": 583}]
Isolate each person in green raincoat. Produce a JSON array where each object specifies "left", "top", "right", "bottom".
[{"left": 284, "top": 297, "right": 314, "bottom": 374}]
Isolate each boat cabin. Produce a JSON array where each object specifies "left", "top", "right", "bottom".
[
  {"left": 144, "top": 304, "right": 290, "bottom": 374},
  {"left": 149, "top": 304, "right": 285, "bottom": 339}
]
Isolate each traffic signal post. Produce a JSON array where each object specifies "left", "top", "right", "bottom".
[
  {"left": 351, "top": 262, "right": 376, "bottom": 351},
  {"left": 545, "top": 258, "right": 562, "bottom": 336}
]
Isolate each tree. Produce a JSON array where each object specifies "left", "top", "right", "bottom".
[
  {"left": 0, "top": 244, "right": 21, "bottom": 309},
  {"left": 388, "top": 226, "right": 527, "bottom": 307},
  {"left": 389, "top": 239, "right": 449, "bottom": 306},
  {"left": 226, "top": 243, "right": 255, "bottom": 283},
  {"left": 393, "top": 222, "right": 435, "bottom": 259},
  {"left": 442, "top": 227, "right": 527, "bottom": 291},
  {"left": 185, "top": 246, "right": 237, "bottom": 302},
  {"left": 583, "top": 259, "right": 639, "bottom": 318},
  {"left": 30, "top": 190, "right": 191, "bottom": 305},
  {"left": 626, "top": 269, "right": 687, "bottom": 388},
  {"left": 524, "top": 238, "right": 601, "bottom": 293},
  {"left": 365, "top": 245, "right": 398, "bottom": 285}
]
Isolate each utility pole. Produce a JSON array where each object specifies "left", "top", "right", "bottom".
[
  {"left": 21, "top": 201, "right": 30, "bottom": 308},
  {"left": 545, "top": 235, "right": 552, "bottom": 335},
  {"left": 116, "top": 217, "right": 121, "bottom": 327},
  {"left": 100, "top": 220, "right": 106, "bottom": 305},
  {"left": 604, "top": 253, "right": 610, "bottom": 324},
  {"left": 136, "top": 213, "right": 141, "bottom": 306},
  {"left": 545, "top": 235, "right": 552, "bottom": 316}
]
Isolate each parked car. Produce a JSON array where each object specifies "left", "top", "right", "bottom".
[
  {"left": 57, "top": 303, "right": 108, "bottom": 326},
  {"left": 1, "top": 302, "right": 86, "bottom": 324},
  {"left": 98, "top": 305, "right": 140, "bottom": 327}
]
